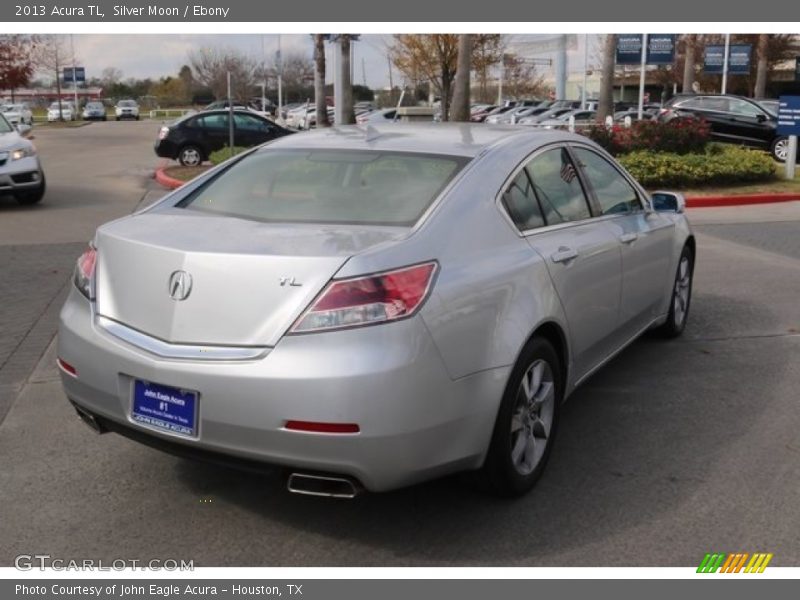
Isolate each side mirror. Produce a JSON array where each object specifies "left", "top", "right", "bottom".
[
  {"left": 651, "top": 191, "right": 686, "bottom": 213},
  {"left": 16, "top": 123, "right": 32, "bottom": 137}
]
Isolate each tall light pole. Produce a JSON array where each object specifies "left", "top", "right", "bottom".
[
  {"left": 721, "top": 33, "right": 731, "bottom": 94},
  {"left": 637, "top": 33, "right": 648, "bottom": 120}
]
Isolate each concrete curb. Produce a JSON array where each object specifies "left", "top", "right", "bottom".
[
  {"left": 154, "top": 167, "right": 184, "bottom": 190},
  {"left": 685, "top": 193, "right": 800, "bottom": 208}
]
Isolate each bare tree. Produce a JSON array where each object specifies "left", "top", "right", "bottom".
[
  {"left": 33, "top": 35, "right": 73, "bottom": 121},
  {"left": 471, "top": 35, "right": 503, "bottom": 103},
  {"left": 681, "top": 34, "right": 696, "bottom": 93},
  {"left": 340, "top": 35, "right": 355, "bottom": 125},
  {"left": 266, "top": 51, "right": 313, "bottom": 103},
  {"left": 450, "top": 35, "right": 473, "bottom": 122},
  {"left": 101, "top": 66, "right": 123, "bottom": 87},
  {"left": 313, "top": 35, "right": 330, "bottom": 128},
  {"left": 597, "top": 34, "right": 616, "bottom": 123},
  {"left": 753, "top": 34, "right": 769, "bottom": 98},
  {"left": 189, "top": 47, "right": 259, "bottom": 101}
]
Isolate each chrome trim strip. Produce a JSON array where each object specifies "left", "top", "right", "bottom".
[{"left": 96, "top": 315, "right": 270, "bottom": 361}]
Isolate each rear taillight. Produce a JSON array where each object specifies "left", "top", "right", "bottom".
[
  {"left": 74, "top": 244, "right": 97, "bottom": 299},
  {"left": 158, "top": 126, "right": 169, "bottom": 140},
  {"left": 291, "top": 261, "right": 438, "bottom": 333}
]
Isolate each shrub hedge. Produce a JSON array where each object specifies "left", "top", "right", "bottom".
[
  {"left": 581, "top": 118, "right": 710, "bottom": 156},
  {"left": 618, "top": 144, "right": 776, "bottom": 188}
]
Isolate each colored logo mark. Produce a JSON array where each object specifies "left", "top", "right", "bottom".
[{"left": 697, "top": 552, "right": 773, "bottom": 573}]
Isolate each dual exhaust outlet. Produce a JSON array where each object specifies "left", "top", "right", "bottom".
[{"left": 73, "top": 404, "right": 362, "bottom": 498}]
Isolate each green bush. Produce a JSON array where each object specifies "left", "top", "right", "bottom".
[
  {"left": 619, "top": 145, "right": 776, "bottom": 188},
  {"left": 209, "top": 146, "right": 249, "bottom": 165},
  {"left": 582, "top": 118, "right": 710, "bottom": 155}
]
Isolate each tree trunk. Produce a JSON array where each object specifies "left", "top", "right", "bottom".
[
  {"left": 340, "top": 35, "right": 355, "bottom": 125},
  {"left": 450, "top": 34, "right": 473, "bottom": 122},
  {"left": 597, "top": 34, "right": 616, "bottom": 123},
  {"left": 55, "top": 46, "right": 63, "bottom": 121},
  {"left": 682, "top": 34, "right": 696, "bottom": 93},
  {"left": 313, "top": 35, "right": 330, "bottom": 128},
  {"left": 754, "top": 34, "right": 769, "bottom": 99}
]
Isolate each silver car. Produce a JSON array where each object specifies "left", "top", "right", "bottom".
[
  {"left": 0, "top": 113, "right": 46, "bottom": 204},
  {"left": 58, "top": 125, "right": 694, "bottom": 497}
]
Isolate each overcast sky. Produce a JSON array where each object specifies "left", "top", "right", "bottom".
[{"left": 56, "top": 34, "right": 599, "bottom": 90}]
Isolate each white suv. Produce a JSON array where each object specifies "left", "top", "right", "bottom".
[{"left": 115, "top": 99, "right": 140, "bottom": 121}]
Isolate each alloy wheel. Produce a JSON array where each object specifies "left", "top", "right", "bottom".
[{"left": 510, "top": 359, "right": 555, "bottom": 476}]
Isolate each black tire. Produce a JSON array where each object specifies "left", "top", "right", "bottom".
[
  {"left": 178, "top": 145, "right": 204, "bottom": 167},
  {"left": 115, "top": 117, "right": 120, "bottom": 121},
  {"left": 102, "top": 116, "right": 107, "bottom": 121},
  {"left": 15, "top": 173, "right": 46, "bottom": 205},
  {"left": 656, "top": 245, "right": 694, "bottom": 338},
  {"left": 135, "top": 115, "right": 140, "bottom": 121},
  {"left": 481, "top": 337, "right": 562, "bottom": 497}
]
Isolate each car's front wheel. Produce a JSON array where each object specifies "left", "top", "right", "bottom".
[
  {"left": 15, "top": 174, "right": 46, "bottom": 205},
  {"left": 657, "top": 245, "right": 694, "bottom": 338},
  {"left": 481, "top": 337, "right": 561, "bottom": 496},
  {"left": 178, "top": 145, "right": 204, "bottom": 167}
]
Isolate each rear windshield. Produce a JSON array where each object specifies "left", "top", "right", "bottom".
[{"left": 177, "top": 149, "right": 467, "bottom": 226}]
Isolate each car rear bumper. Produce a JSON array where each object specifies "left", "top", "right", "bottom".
[{"left": 57, "top": 286, "right": 508, "bottom": 491}]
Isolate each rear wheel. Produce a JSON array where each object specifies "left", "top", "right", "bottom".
[
  {"left": 178, "top": 145, "right": 204, "bottom": 167},
  {"left": 481, "top": 337, "right": 561, "bottom": 497},
  {"left": 657, "top": 245, "right": 694, "bottom": 338},
  {"left": 15, "top": 173, "right": 46, "bottom": 205},
  {"left": 771, "top": 137, "right": 789, "bottom": 162}
]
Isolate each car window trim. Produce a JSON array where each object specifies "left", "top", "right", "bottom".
[{"left": 567, "top": 144, "right": 646, "bottom": 216}]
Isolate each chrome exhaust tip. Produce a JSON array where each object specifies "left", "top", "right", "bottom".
[
  {"left": 287, "top": 472, "right": 363, "bottom": 499},
  {"left": 72, "top": 404, "right": 107, "bottom": 434}
]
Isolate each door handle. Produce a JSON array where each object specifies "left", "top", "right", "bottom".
[
  {"left": 619, "top": 232, "right": 639, "bottom": 244},
  {"left": 551, "top": 247, "right": 578, "bottom": 263}
]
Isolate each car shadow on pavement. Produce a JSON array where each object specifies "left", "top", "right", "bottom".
[{"left": 171, "top": 293, "right": 791, "bottom": 566}]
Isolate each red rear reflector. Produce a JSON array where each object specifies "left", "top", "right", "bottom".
[
  {"left": 57, "top": 358, "right": 77, "bottom": 376},
  {"left": 284, "top": 420, "right": 360, "bottom": 434}
]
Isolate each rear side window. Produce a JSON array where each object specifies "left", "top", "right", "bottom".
[
  {"left": 178, "top": 150, "right": 467, "bottom": 226},
  {"left": 525, "top": 148, "right": 592, "bottom": 224},
  {"left": 573, "top": 148, "right": 642, "bottom": 215},
  {"left": 502, "top": 171, "right": 545, "bottom": 231}
]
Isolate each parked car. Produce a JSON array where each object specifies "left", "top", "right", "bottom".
[
  {"left": 658, "top": 94, "right": 790, "bottom": 161},
  {"left": 492, "top": 106, "right": 551, "bottom": 125},
  {"left": 517, "top": 107, "right": 574, "bottom": 126},
  {"left": 299, "top": 107, "right": 336, "bottom": 129},
  {"left": 0, "top": 113, "right": 46, "bottom": 204},
  {"left": 285, "top": 104, "right": 313, "bottom": 128},
  {"left": 115, "top": 99, "right": 140, "bottom": 121},
  {"left": 356, "top": 108, "right": 399, "bottom": 124},
  {"left": 82, "top": 101, "right": 107, "bottom": 121},
  {"left": 62, "top": 124, "right": 695, "bottom": 497},
  {"left": 538, "top": 109, "right": 597, "bottom": 130},
  {"left": 154, "top": 109, "right": 293, "bottom": 166},
  {"left": 756, "top": 99, "right": 779, "bottom": 117},
  {"left": 2, "top": 103, "right": 33, "bottom": 126},
  {"left": 613, "top": 109, "right": 656, "bottom": 123},
  {"left": 203, "top": 99, "right": 249, "bottom": 111},
  {"left": 47, "top": 101, "right": 75, "bottom": 122}
]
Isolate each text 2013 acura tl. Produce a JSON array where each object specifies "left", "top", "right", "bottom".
[{"left": 58, "top": 125, "right": 694, "bottom": 497}]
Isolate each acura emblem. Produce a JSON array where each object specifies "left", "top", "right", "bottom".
[{"left": 168, "top": 270, "right": 193, "bottom": 301}]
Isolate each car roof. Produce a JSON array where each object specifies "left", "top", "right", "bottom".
[{"left": 262, "top": 123, "right": 582, "bottom": 158}]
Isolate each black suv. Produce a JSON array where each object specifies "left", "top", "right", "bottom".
[
  {"left": 154, "top": 109, "right": 293, "bottom": 166},
  {"left": 658, "top": 94, "right": 790, "bottom": 162}
]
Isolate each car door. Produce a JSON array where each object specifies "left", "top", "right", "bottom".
[
  {"left": 515, "top": 146, "right": 623, "bottom": 380},
  {"left": 725, "top": 97, "right": 775, "bottom": 147},
  {"left": 571, "top": 145, "right": 675, "bottom": 341},
  {"left": 234, "top": 112, "right": 283, "bottom": 146},
  {"left": 196, "top": 113, "right": 230, "bottom": 155}
]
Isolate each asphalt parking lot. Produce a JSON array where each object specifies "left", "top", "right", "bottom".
[{"left": 0, "top": 121, "right": 798, "bottom": 567}]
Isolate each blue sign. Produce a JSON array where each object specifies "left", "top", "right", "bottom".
[
  {"left": 63, "top": 67, "right": 85, "bottom": 83},
  {"left": 132, "top": 380, "right": 198, "bottom": 437},
  {"left": 646, "top": 35, "right": 676, "bottom": 65},
  {"left": 776, "top": 96, "right": 800, "bottom": 136},
  {"left": 704, "top": 45, "right": 725, "bottom": 73},
  {"left": 703, "top": 44, "right": 752, "bottom": 74},
  {"left": 616, "top": 34, "right": 643, "bottom": 65},
  {"left": 728, "top": 45, "right": 752, "bottom": 74}
]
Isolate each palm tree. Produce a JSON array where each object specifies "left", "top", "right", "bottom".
[
  {"left": 313, "top": 35, "right": 330, "bottom": 128},
  {"left": 597, "top": 34, "right": 616, "bottom": 123},
  {"left": 450, "top": 34, "right": 473, "bottom": 122}
]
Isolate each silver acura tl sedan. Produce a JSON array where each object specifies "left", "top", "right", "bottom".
[{"left": 58, "top": 124, "right": 694, "bottom": 497}]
